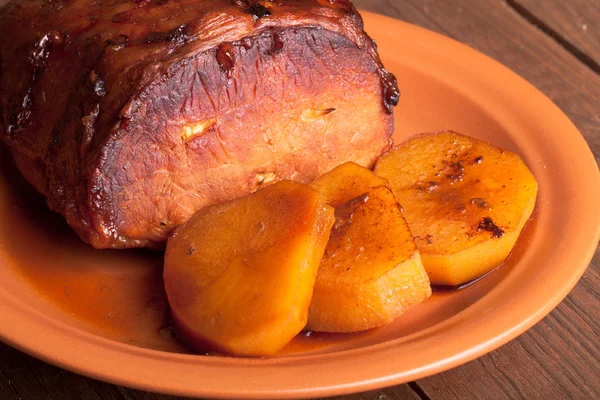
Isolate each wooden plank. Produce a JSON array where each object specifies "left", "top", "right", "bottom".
[
  {"left": 317, "top": 385, "right": 421, "bottom": 400},
  {"left": 0, "top": 341, "right": 128, "bottom": 400},
  {"left": 509, "top": 0, "right": 600, "bottom": 70},
  {"left": 0, "top": 342, "right": 52, "bottom": 400},
  {"left": 0, "top": 367, "right": 21, "bottom": 400},
  {"left": 352, "top": 0, "right": 600, "bottom": 398},
  {"left": 119, "top": 386, "right": 183, "bottom": 400},
  {"left": 0, "top": 341, "right": 188, "bottom": 400},
  {"left": 0, "top": 343, "right": 190, "bottom": 400}
]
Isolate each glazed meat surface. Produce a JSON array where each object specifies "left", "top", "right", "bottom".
[{"left": 0, "top": 0, "right": 399, "bottom": 249}]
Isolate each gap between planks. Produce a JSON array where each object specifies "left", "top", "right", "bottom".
[
  {"left": 504, "top": 0, "right": 600, "bottom": 75},
  {"left": 408, "top": 381, "right": 431, "bottom": 400}
]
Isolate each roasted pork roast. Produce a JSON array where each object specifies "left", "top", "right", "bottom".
[{"left": 0, "top": 0, "right": 399, "bottom": 249}]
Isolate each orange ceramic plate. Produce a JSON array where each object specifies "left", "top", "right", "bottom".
[{"left": 0, "top": 12, "right": 598, "bottom": 399}]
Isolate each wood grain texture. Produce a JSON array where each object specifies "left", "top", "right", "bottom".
[
  {"left": 0, "top": 1, "right": 599, "bottom": 400},
  {"left": 0, "top": 341, "right": 183, "bottom": 400},
  {"left": 511, "top": 0, "right": 600, "bottom": 69},
  {"left": 317, "top": 385, "right": 421, "bottom": 400},
  {"left": 0, "top": 342, "right": 107, "bottom": 400}
]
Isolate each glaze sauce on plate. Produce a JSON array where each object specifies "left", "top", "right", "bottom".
[{"left": 0, "top": 143, "right": 520, "bottom": 357}]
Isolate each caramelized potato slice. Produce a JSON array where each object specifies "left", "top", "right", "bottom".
[
  {"left": 311, "top": 162, "right": 389, "bottom": 207},
  {"left": 375, "top": 131, "right": 538, "bottom": 286},
  {"left": 164, "top": 181, "right": 334, "bottom": 357},
  {"left": 308, "top": 163, "right": 431, "bottom": 332}
]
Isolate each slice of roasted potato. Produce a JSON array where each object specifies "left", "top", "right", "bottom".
[
  {"left": 164, "top": 181, "right": 334, "bottom": 357},
  {"left": 375, "top": 131, "right": 538, "bottom": 286},
  {"left": 307, "top": 163, "right": 431, "bottom": 332}
]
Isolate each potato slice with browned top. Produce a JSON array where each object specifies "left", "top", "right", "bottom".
[
  {"left": 375, "top": 131, "right": 538, "bottom": 286},
  {"left": 311, "top": 162, "right": 389, "bottom": 207},
  {"left": 307, "top": 163, "right": 431, "bottom": 332},
  {"left": 164, "top": 181, "right": 334, "bottom": 357}
]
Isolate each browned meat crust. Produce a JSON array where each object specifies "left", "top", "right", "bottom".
[{"left": 0, "top": 0, "right": 399, "bottom": 249}]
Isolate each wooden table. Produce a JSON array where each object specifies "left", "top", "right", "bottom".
[{"left": 1, "top": 1, "right": 599, "bottom": 399}]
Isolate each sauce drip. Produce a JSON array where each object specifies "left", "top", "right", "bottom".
[
  {"left": 268, "top": 31, "right": 284, "bottom": 54},
  {"left": 216, "top": 42, "right": 236, "bottom": 79},
  {"left": 240, "top": 37, "right": 253, "bottom": 49},
  {"left": 366, "top": 38, "right": 400, "bottom": 114},
  {"left": 381, "top": 69, "right": 400, "bottom": 114}
]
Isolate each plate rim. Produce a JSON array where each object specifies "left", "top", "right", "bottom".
[{"left": 0, "top": 11, "right": 599, "bottom": 399}]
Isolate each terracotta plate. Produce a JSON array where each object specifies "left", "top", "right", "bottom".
[{"left": 0, "top": 12, "right": 598, "bottom": 399}]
